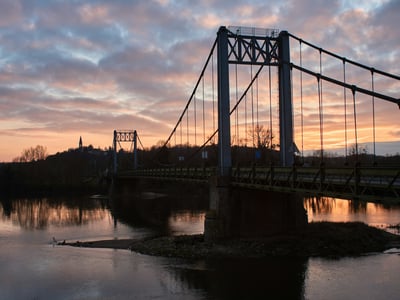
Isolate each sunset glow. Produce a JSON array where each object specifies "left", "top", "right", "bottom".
[{"left": 0, "top": 0, "right": 399, "bottom": 161}]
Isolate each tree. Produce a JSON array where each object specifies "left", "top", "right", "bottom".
[
  {"left": 349, "top": 143, "right": 368, "bottom": 156},
  {"left": 248, "top": 125, "right": 276, "bottom": 149},
  {"left": 13, "top": 145, "right": 48, "bottom": 162}
]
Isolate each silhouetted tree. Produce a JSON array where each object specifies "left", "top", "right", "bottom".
[
  {"left": 349, "top": 143, "right": 368, "bottom": 156},
  {"left": 248, "top": 125, "right": 277, "bottom": 149},
  {"left": 13, "top": 145, "right": 48, "bottom": 162}
]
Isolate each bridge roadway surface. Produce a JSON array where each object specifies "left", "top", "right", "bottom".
[{"left": 117, "top": 166, "right": 400, "bottom": 203}]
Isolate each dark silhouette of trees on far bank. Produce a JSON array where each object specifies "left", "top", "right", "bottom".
[{"left": 12, "top": 145, "right": 48, "bottom": 162}]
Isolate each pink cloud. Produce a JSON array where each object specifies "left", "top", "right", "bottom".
[{"left": 0, "top": 0, "right": 399, "bottom": 161}]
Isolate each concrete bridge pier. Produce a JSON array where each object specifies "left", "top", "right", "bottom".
[
  {"left": 204, "top": 176, "right": 308, "bottom": 241},
  {"left": 205, "top": 176, "right": 235, "bottom": 241}
]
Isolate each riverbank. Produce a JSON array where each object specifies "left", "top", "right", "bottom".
[{"left": 62, "top": 221, "right": 400, "bottom": 258}]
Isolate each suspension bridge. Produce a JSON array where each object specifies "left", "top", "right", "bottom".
[
  {"left": 111, "top": 25, "right": 400, "bottom": 238},
  {"left": 112, "top": 26, "right": 399, "bottom": 204}
]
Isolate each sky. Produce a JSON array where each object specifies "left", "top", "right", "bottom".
[{"left": 0, "top": 0, "right": 399, "bottom": 161}]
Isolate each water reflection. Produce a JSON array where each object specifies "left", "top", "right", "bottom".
[
  {"left": 304, "top": 196, "right": 372, "bottom": 215},
  {"left": 110, "top": 181, "right": 209, "bottom": 235},
  {"left": 1, "top": 192, "right": 400, "bottom": 299},
  {"left": 3, "top": 194, "right": 399, "bottom": 234},
  {"left": 169, "top": 257, "right": 308, "bottom": 300},
  {"left": 168, "top": 211, "right": 205, "bottom": 235},
  {"left": 0, "top": 197, "right": 108, "bottom": 230},
  {"left": 109, "top": 184, "right": 310, "bottom": 298},
  {"left": 304, "top": 196, "right": 400, "bottom": 227},
  {"left": 305, "top": 196, "right": 336, "bottom": 214}
]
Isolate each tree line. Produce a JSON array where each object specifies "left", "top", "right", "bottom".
[{"left": 12, "top": 145, "right": 48, "bottom": 163}]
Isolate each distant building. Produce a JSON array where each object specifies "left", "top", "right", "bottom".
[{"left": 79, "top": 136, "right": 83, "bottom": 151}]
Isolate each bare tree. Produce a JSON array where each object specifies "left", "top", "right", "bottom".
[
  {"left": 248, "top": 125, "right": 276, "bottom": 149},
  {"left": 349, "top": 143, "right": 368, "bottom": 156},
  {"left": 13, "top": 145, "right": 48, "bottom": 162}
]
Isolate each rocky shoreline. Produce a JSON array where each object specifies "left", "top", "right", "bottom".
[{"left": 63, "top": 222, "right": 400, "bottom": 258}]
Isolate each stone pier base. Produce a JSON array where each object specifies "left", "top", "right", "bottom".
[{"left": 205, "top": 176, "right": 308, "bottom": 241}]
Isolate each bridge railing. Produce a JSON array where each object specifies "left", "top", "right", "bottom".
[
  {"left": 231, "top": 166, "right": 399, "bottom": 201},
  {"left": 119, "top": 166, "right": 216, "bottom": 183},
  {"left": 118, "top": 166, "right": 400, "bottom": 202}
]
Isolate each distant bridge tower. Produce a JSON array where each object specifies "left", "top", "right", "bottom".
[
  {"left": 217, "top": 26, "right": 294, "bottom": 173},
  {"left": 112, "top": 130, "right": 138, "bottom": 174}
]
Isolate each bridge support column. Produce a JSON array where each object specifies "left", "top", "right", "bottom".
[
  {"left": 278, "top": 31, "right": 294, "bottom": 167},
  {"left": 217, "top": 26, "right": 232, "bottom": 177},
  {"left": 205, "top": 176, "right": 308, "bottom": 241},
  {"left": 205, "top": 176, "right": 237, "bottom": 241}
]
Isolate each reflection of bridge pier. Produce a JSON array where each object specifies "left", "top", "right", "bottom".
[{"left": 171, "top": 256, "right": 308, "bottom": 299}]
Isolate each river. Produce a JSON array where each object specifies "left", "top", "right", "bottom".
[{"left": 0, "top": 191, "right": 400, "bottom": 299}]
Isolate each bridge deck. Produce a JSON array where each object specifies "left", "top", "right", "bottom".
[{"left": 117, "top": 166, "right": 400, "bottom": 203}]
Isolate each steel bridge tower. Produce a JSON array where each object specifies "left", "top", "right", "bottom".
[
  {"left": 217, "top": 26, "right": 293, "bottom": 176},
  {"left": 113, "top": 130, "right": 138, "bottom": 174}
]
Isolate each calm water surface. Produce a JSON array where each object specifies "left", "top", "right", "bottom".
[{"left": 0, "top": 194, "right": 400, "bottom": 299}]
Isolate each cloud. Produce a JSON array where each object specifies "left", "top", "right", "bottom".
[
  {"left": 0, "top": 1, "right": 22, "bottom": 27},
  {"left": 0, "top": 0, "right": 398, "bottom": 161}
]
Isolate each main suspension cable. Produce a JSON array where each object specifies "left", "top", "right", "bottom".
[
  {"left": 162, "top": 37, "right": 217, "bottom": 148},
  {"left": 288, "top": 33, "right": 400, "bottom": 81},
  {"left": 136, "top": 133, "right": 145, "bottom": 150},
  {"left": 188, "top": 63, "right": 265, "bottom": 163}
]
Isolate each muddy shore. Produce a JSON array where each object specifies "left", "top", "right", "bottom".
[{"left": 62, "top": 222, "right": 400, "bottom": 258}]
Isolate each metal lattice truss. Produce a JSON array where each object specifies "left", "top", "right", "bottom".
[
  {"left": 112, "top": 130, "right": 138, "bottom": 173},
  {"left": 115, "top": 131, "right": 136, "bottom": 142},
  {"left": 226, "top": 26, "right": 280, "bottom": 66},
  {"left": 113, "top": 130, "right": 137, "bottom": 153}
]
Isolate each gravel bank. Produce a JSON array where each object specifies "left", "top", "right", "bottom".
[{"left": 64, "top": 222, "right": 400, "bottom": 258}]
